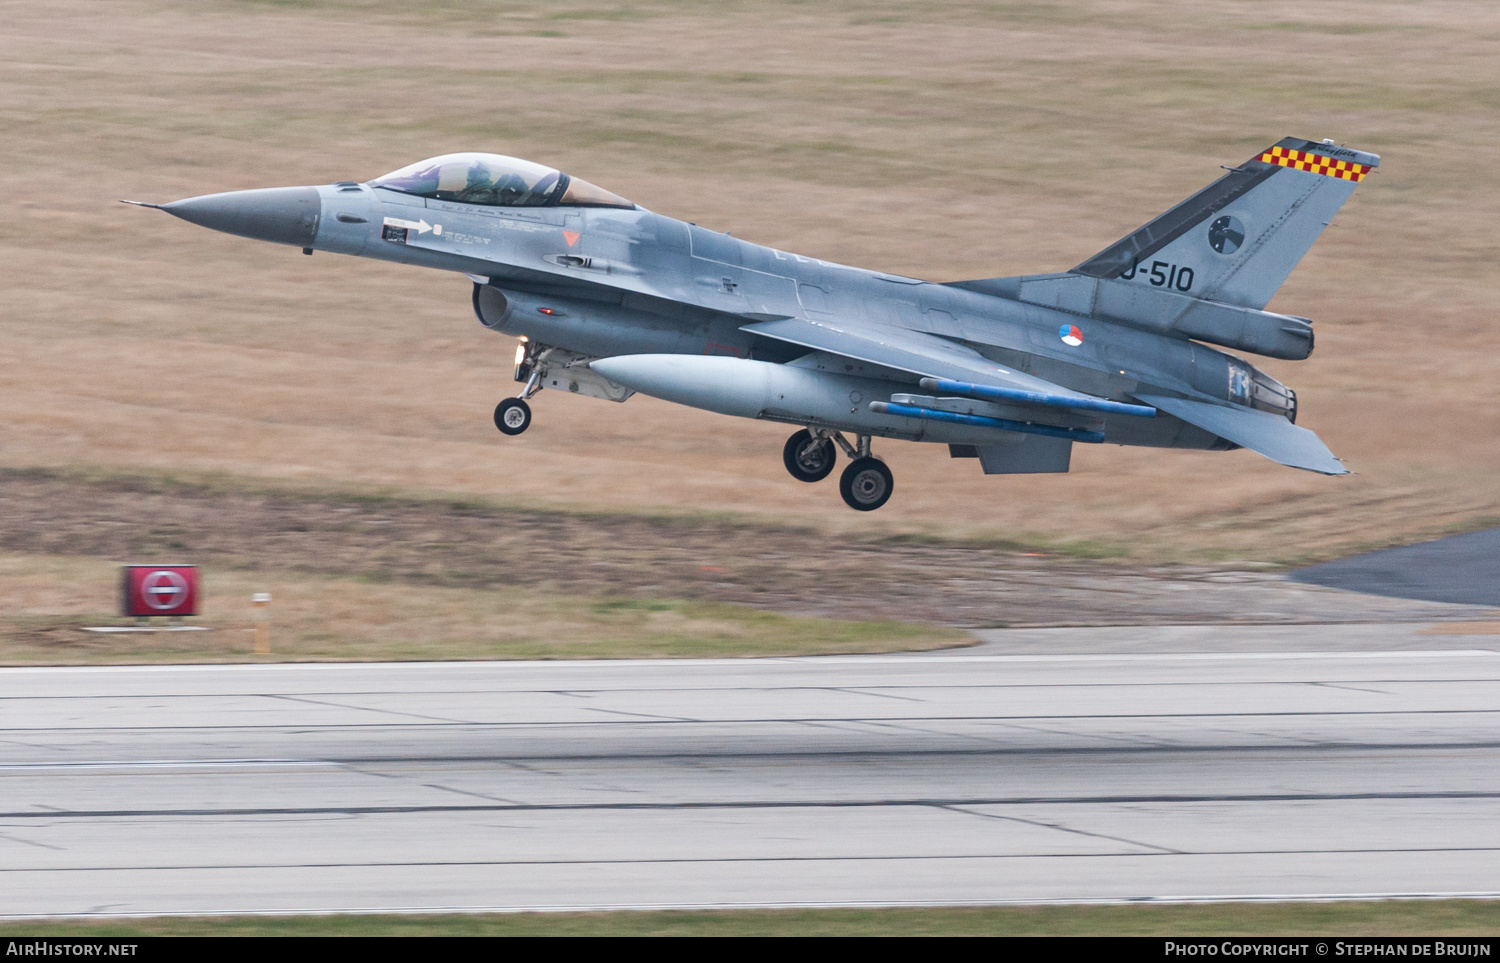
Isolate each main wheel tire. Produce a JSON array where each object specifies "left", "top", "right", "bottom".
[
  {"left": 494, "top": 397, "right": 532, "bottom": 436},
  {"left": 782, "top": 429, "right": 837, "bottom": 483},
  {"left": 839, "top": 456, "right": 893, "bottom": 511}
]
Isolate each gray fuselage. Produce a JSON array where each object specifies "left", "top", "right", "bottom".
[{"left": 307, "top": 180, "right": 1279, "bottom": 451}]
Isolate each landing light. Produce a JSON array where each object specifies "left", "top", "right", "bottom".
[{"left": 515, "top": 344, "right": 526, "bottom": 365}]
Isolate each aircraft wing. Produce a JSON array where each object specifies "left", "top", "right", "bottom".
[
  {"left": 1136, "top": 394, "right": 1347, "bottom": 475},
  {"left": 740, "top": 316, "right": 1109, "bottom": 403}
]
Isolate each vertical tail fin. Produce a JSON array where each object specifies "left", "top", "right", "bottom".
[{"left": 1071, "top": 138, "right": 1379, "bottom": 310}]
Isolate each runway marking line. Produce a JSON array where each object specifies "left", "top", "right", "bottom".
[
  {"left": 9, "top": 845, "right": 1500, "bottom": 876},
  {"left": 7, "top": 704, "right": 1500, "bottom": 735},
  {"left": 7, "top": 788, "right": 1500, "bottom": 820},
  {"left": 9, "top": 672, "right": 1500, "bottom": 698},
  {"left": 0, "top": 759, "right": 329, "bottom": 772}
]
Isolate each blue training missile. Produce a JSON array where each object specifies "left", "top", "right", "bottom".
[
  {"left": 869, "top": 401, "right": 1106, "bottom": 443},
  {"left": 918, "top": 378, "right": 1156, "bottom": 418}
]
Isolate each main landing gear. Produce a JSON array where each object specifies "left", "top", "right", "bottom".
[
  {"left": 782, "top": 429, "right": 836, "bottom": 483},
  {"left": 840, "top": 456, "right": 893, "bottom": 512},
  {"left": 781, "top": 428, "right": 894, "bottom": 512}
]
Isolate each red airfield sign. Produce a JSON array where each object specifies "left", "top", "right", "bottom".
[{"left": 121, "top": 565, "right": 200, "bottom": 617}]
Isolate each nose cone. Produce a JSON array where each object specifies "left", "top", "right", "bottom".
[{"left": 161, "top": 186, "right": 322, "bottom": 247}]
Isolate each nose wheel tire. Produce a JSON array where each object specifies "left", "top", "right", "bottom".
[
  {"left": 494, "top": 397, "right": 532, "bottom": 435},
  {"left": 782, "top": 429, "right": 837, "bottom": 483},
  {"left": 839, "top": 457, "right": 893, "bottom": 511}
]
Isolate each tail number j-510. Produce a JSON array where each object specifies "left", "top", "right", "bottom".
[{"left": 1122, "top": 257, "right": 1194, "bottom": 292}]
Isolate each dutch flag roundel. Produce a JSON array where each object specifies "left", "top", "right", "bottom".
[{"left": 1059, "top": 323, "right": 1084, "bottom": 347}]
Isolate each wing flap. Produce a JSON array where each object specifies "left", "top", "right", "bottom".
[{"left": 1137, "top": 394, "right": 1346, "bottom": 475}]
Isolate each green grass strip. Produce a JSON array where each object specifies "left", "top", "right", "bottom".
[{"left": 4, "top": 901, "right": 1500, "bottom": 936}]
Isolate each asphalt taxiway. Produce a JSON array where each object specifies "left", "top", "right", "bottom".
[
  {"left": 1293, "top": 527, "right": 1500, "bottom": 607},
  {"left": 3, "top": 622, "right": 1500, "bottom": 917}
]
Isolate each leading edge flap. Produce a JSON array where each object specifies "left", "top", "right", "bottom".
[{"left": 741, "top": 316, "right": 1109, "bottom": 402}]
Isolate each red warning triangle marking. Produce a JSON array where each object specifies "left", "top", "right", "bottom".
[{"left": 563, "top": 231, "right": 580, "bottom": 248}]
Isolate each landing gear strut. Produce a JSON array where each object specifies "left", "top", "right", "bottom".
[
  {"left": 495, "top": 341, "right": 548, "bottom": 436},
  {"left": 783, "top": 429, "right": 894, "bottom": 511}
]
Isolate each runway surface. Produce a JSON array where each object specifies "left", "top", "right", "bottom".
[
  {"left": 1292, "top": 526, "right": 1500, "bottom": 606},
  {"left": 4, "top": 623, "right": 1500, "bottom": 917}
]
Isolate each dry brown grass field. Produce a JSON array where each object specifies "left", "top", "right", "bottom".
[
  {"left": 3, "top": 0, "right": 1498, "bottom": 564},
  {"left": 0, "top": 551, "right": 964, "bottom": 663}
]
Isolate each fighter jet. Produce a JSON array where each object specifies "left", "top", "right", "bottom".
[{"left": 127, "top": 137, "right": 1377, "bottom": 511}]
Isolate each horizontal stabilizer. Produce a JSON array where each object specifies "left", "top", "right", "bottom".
[{"left": 1136, "top": 394, "right": 1346, "bottom": 475}]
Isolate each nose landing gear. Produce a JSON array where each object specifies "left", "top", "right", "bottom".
[
  {"left": 494, "top": 355, "right": 542, "bottom": 436},
  {"left": 493, "top": 341, "right": 637, "bottom": 438},
  {"left": 782, "top": 428, "right": 894, "bottom": 511},
  {"left": 494, "top": 340, "right": 546, "bottom": 436}
]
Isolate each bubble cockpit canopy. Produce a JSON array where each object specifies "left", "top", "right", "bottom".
[{"left": 370, "top": 153, "right": 634, "bottom": 210}]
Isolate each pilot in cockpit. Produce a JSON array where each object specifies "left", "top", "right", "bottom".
[{"left": 372, "top": 153, "right": 633, "bottom": 210}]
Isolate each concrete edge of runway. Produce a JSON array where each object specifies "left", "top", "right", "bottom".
[
  {"left": 1, "top": 648, "right": 1496, "bottom": 674},
  {"left": 7, "top": 893, "right": 1500, "bottom": 921}
]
